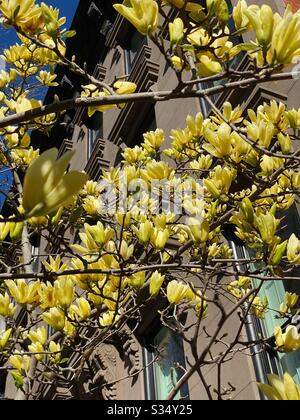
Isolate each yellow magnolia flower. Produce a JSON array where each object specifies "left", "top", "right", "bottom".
[
  {"left": 287, "top": 234, "right": 300, "bottom": 264},
  {"left": 122, "top": 146, "right": 146, "bottom": 164},
  {"left": 169, "top": 18, "right": 184, "bottom": 45},
  {"left": 6, "top": 97, "right": 41, "bottom": 114},
  {"left": 286, "top": 108, "right": 300, "bottom": 129},
  {"left": 84, "top": 222, "right": 114, "bottom": 248},
  {"left": 81, "top": 180, "right": 102, "bottom": 197},
  {"left": 275, "top": 325, "right": 300, "bottom": 353},
  {"left": 196, "top": 54, "right": 222, "bottom": 77},
  {"left": 260, "top": 156, "right": 284, "bottom": 175},
  {"left": 269, "top": 241, "right": 287, "bottom": 266},
  {"left": 0, "top": 328, "right": 12, "bottom": 350},
  {"left": 64, "top": 321, "right": 76, "bottom": 337},
  {"left": 151, "top": 228, "right": 170, "bottom": 250},
  {"left": 42, "top": 307, "right": 65, "bottom": 331},
  {"left": 81, "top": 84, "right": 113, "bottom": 117},
  {"left": 12, "top": 147, "right": 39, "bottom": 167},
  {"left": 70, "top": 297, "right": 91, "bottom": 321},
  {"left": 228, "top": 276, "right": 251, "bottom": 299},
  {"left": 119, "top": 240, "right": 135, "bottom": 260},
  {"left": 206, "top": 0, "right": 229, "bottom": 23},
  {"left": 214, "top": 102, "right": 243, "bottom": 125},
  {"left": 251, "top": 296, "right": 268, "bottom": 319},
  {"left": 233, "top": 0, "right": 250, "bottom": 30},
  {"left": 254, "top": 212, "right": 279, "bottom": 245},
  {"left": 270, "top": 7, "right": 300, "bottom": 65},
  {"left": 28, "top": 342, "right": 44, "bottom": 361},
  {"left": 28, "top": 327, "right": 47, "bottom": 345},
  {"left": 49, "top": 341, "right": 61, "bottom": 365},
  {"left": 22, "top": 148, "right": 88, "bottom": 217},
  {"left": 167, "top": 280, "right": 189, "bottom": 305},
  {"left": 5, "top": 279, "right": 40, "bottom": 305},
  {"left": 258, "top": 373, "right": 300, "bottom": 400},
  {"left": 99, "top": 311, "right": 119, "bottom": 327},
  {"left": 153, "top": 213, "right": 175, "bottom": 229},
  {"left": 9, "top": 354, "right": 30, "bottom": 373},
  {"left": 0, "top": 220, "right": 11, "bottom": 241},
  {"left": 127, "top": 271, "right": 146, "bottom": 288},
  {"left": 114, "top": 0, "right": 158, "bottom": 35},
  {"left": 133, "top": 220, "right": 153, "bottom": 246},
  {"left": 88, "top": 292, "right": 104, "bottom": 308},
  {"left": 186, "top": 112, "right": 204, "bottom": 138},
  {"left": 245, "top": 120, "right": 275, "bottom": 149},
  {"left": 142, "top": 161, "right": 174, "bottom": 181},
  {"left": 37, "top": 70, "right": 58, "bottom": 87},
  {"left": 171, "top": 55, "right": 184, "bottom": 70},
  {"left": 278, "top": 133, "right": 292, "bottom": 154},
  {"left": 0, "top": 69, "right": 13, "bottom": 89},
  {"left": 279, "top": 292, "right": 299, "bottom": 315},
  {"left": 187, "top": 27, "right": 210, "bottom": 47},
  {"left": 244, "top": 5, "right": 274, "bottom": 46},
  {"left": 0, "top": 0, "right": 43, "bottom": 33},
  {"left": 185, "top": 288, "right": 208, "bottom": 315},
  {"left": 203, "top": 123, "right": 232, "bottom": 158},
  {"left": 8, "top": 221, "right": 23, "bottom": 243},
  {"left": 205, "top": 165, "right": 236, "bottom": 198},
  {"left": 142, "top": 129, "right": 164, "bottom": 152},
  {"left": 188, "top": 219, "right": 210, "bottom": 243},
  {"left": 40, "top": 3, "right": 66, "bottom": 36},
  {"left": 5, "top": 131, "right": 30, "bottom": 149},
  {"left": 83, "top": 196, "right": 103, "bottom": 216},
  {"left": 286, "top": 292, "right": 299, "bottom": 310},
  {"left": 38, "top": 282, "right": 56, "bottom": 309},
  {"left": 0, "top": 292, "right": 16, "bottom": 317},
  {"left": 54, "top": 277, "right": 74, "bottom": 310},
  {"left": 184, "top": 197, "right": 204, "bottom": 218},
  {"left": 227, "top": 283, "right": 242, "bottom": 300},
  {"left": 149, "top": 271, "right": 165, "bottom": 297},
  {"left": 43, "top": 256, "right": 68, "bottom": 273},
  {"left": 170, "top": 127, "right": 193, "bottom": 152},
  {"left": 116, "top": 211, "right": 131, "bottom": 228},
  {"left": 113, "top": 81, "right": 137, "bottom": 95}
]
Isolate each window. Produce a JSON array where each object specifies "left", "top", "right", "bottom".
[
  {"left": 87, "top": 112, "right": 103, "bottom": 158},
  {"left": 198, "top": 0, "right": 244, "bottom": 116},
  {"left": 127, "top": 106, "right": 156, "bottom": 147},
  {"left": 0, "top": 371, "right": 6, "bottom": 400},
  {"left": 124, "top": 31, "right": 147, "bottom": 74},
  {"left": 0, "top": 317, "right": 6, "bottom": 399},
  {"left": 143, "top": 326, "right": 189, "bottom": 400},
  {"left": 226, "top": 229, "right": 282, "bottom": 386},
  {"left": 254, "top": 206, "right": 300, "bottom": 386},
  {"left": 227, "top": 205, "right": 300, "bottom": 388}
]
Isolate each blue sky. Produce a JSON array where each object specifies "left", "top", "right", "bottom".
[
  {"left": 46, "top": 0, "right": 80, "bottom": 27},
  {"left": 0, "top": 1, "right": 80, "bottom": 210},
  {"left": 0, "top": 0, "right": 80, "bottom": 49}
]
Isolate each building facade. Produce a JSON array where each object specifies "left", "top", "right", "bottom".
[{"left": 3, "top": 0, "right": 300, "bottom": 400}]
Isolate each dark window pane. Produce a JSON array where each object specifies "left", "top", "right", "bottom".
[
  {"left": 88, "top": 112, "right": 103, "bottom": 157},
  {"left": 124, "top": 31, "right": 147, "bottom": 74},
  {"left": 144, "top": 325, "right": 189, "bottom": 400}
]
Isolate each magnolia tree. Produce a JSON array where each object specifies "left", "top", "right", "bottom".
[{"left": 1, "top": 0, "right": 300, "bottom": 401}]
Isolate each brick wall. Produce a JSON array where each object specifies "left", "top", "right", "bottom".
[{"left": 284, "top": 0, "right": 300, "bottom": 11}]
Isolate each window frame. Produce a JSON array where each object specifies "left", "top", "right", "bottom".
[
  {"left": 142, "top": 321, "right": 189, "bottom": 401},
  {"left": 124, "top": 31, "right": 147, "bottom": 75},
  {"left": 87, "top": 112, "right": 104, "bottom": 159},
  {"left": 226, "top": 217, "right": 300, "bottom": 388}
]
